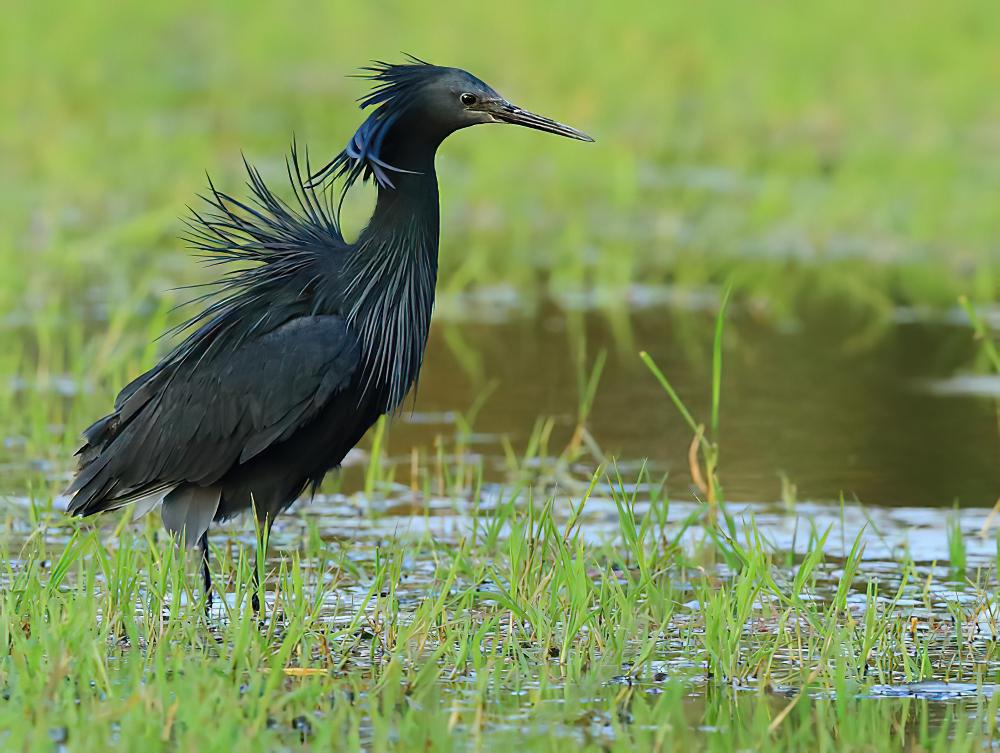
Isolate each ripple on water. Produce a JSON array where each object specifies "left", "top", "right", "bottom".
[{"left": 865, "top": 681, "right": 997, "bottom": 701}]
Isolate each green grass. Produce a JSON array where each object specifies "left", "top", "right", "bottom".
[{"left": 4, "top": 465, "right": 1000, "bottom": 751}]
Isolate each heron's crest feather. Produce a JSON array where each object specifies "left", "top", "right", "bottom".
[{"left": 307, "top": 55, "right": 439, "bottom": 196}]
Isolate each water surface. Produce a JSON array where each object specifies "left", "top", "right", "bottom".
[{"left": 390, "top": 296, "right": 999, "bottom": 508}]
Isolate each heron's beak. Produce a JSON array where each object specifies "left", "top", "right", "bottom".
[{"left": 489, "top": 101, "right": 594, "bottom": 142}]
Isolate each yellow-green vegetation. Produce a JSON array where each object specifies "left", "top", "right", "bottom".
[{"left": 5, "top": 460, "right": 1000, "bottom": 751}]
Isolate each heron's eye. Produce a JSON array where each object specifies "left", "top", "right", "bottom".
[{"left": 460, "top": 93, "right": 477, "bottom": 106}]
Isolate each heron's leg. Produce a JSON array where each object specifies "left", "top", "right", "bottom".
[
  {"left": 198, "top": 531, "right": 213, "bottom": 612},
  {"left": 251, "top": 515, "right": 272, "bottom": 614},
  {"left": 251, "top": 562, "right": 261, "bottom": 614}
]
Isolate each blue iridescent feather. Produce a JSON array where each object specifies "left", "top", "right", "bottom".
[{"left": 307, "top": 56, "right": 438, "bottom": 195}]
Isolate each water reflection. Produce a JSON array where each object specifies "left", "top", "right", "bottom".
[{"left": 394, "top": 298, "right": 999, "bottom": 507}]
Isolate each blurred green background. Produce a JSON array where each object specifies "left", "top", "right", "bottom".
[
  {"left": 3, "top": 0, "right": 998, "bottom": 315},
  {"left": 1, "top": 0, "right": 999, "bottom": 495}
]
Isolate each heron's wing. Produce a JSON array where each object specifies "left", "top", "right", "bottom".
[{"left": 67, "top": 315, "right": 360, "bottom": 515}]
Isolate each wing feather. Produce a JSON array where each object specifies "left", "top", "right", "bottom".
[{"left": 67, "top": 315, "right": 359, "bottom": 516}]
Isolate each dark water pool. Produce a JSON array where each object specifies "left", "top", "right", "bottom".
[{"left": 389, "top": 295, "right": 999, "bottom": 508}]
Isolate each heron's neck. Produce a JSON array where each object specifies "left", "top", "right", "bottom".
[
  {"left": 355, "top": 166, "right": 440, "bottom": 289},
  {"left": 369, "top": 169, "right": 439, "bottom": 244},
  {"left": 347, "top": 160, "right": 440, "bottom": 411}
]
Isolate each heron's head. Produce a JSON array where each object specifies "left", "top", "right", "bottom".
[
  {"left": 310, "top": 57, "right": 592, "bottom": 191},
  {"left": 399, "top": 63, "right": 594, "bottom": 143}
]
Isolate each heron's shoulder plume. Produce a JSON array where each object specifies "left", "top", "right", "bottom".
[
  {"left": 173, "top": 145, "right": 346, "bottom": 363},
  {"left": 307, "top": 55, "right": 441, "bottom": 195}
]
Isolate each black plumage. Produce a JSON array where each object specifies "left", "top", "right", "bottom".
[{"left": 66, "top": 58, "right": 592, "bottom": 610}]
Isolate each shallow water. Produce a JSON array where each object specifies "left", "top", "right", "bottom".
[{"left": 394, "top": 296, "right": 999, "bottom": 507}]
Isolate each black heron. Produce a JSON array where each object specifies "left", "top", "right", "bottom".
[{"left": 65, "top": 58, "right": 593, "bottom": 611}]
